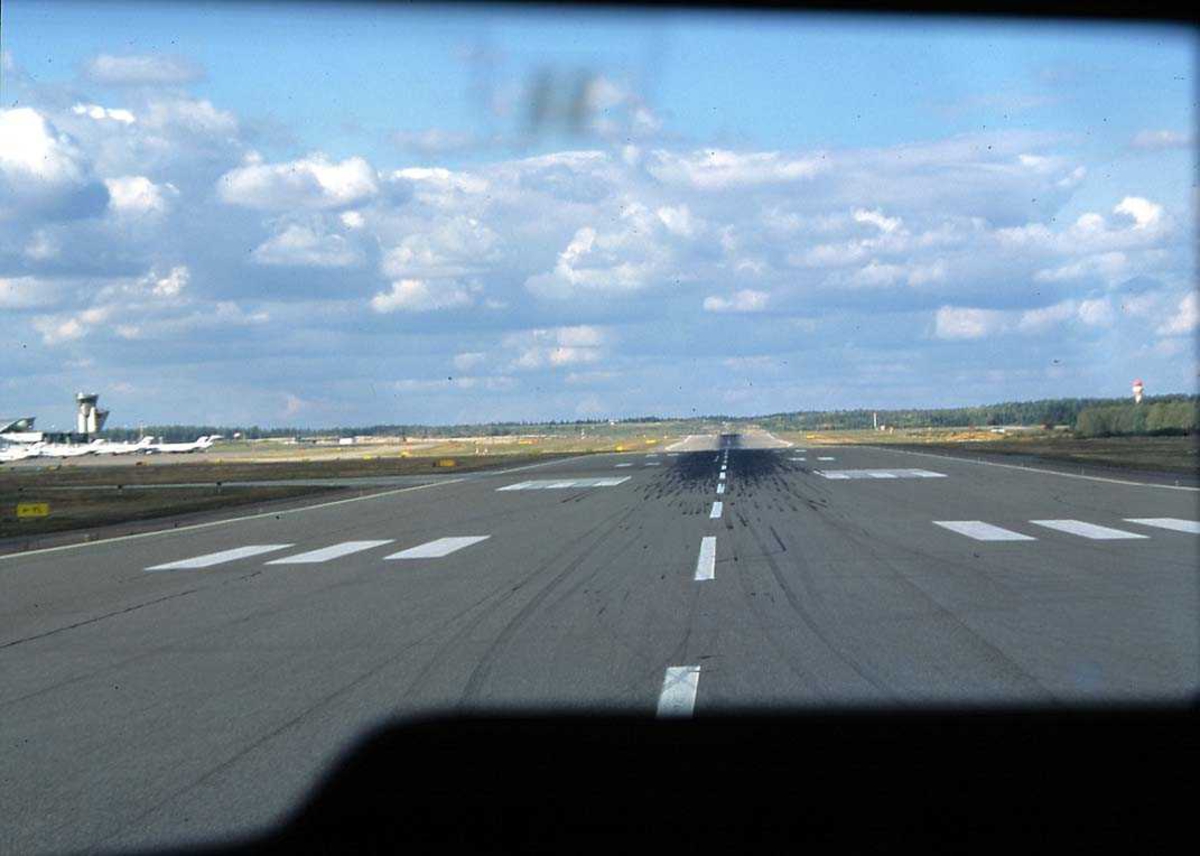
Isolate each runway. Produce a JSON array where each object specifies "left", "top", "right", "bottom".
[{"left": 2, "top": 431, "right": 1196, "bottom": 852}]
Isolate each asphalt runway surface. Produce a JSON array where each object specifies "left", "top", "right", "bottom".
[{"left": 2, "top": 431, "right": 1197, "bottom": 852}]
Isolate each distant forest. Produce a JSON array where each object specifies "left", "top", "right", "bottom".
[{"left": 99, "top": 395, "right": 1199, "bottom": 443}]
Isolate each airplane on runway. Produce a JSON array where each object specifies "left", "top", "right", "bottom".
[{"left": 25, "top": 441, "right": 98, "bottom": 459}]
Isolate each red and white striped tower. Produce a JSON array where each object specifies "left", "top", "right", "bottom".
[{"left": 1132, "top": 379, "right": 1144, "bottom": 404}]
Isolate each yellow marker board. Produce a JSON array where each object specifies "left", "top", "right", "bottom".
[
  {"left": 435, "top": 459, "right": 457, "bottom": 468},
  {"left": 17, "top": 502, "right": 50, "bottom": 519}
]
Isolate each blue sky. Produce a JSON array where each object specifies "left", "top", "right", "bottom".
[{"left": 1, "top": 2, "right": 1195, "bottom": 427}]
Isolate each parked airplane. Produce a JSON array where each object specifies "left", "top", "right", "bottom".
[
  {"left": 91, "top": 437, "right": 155, "bottom": 456},
  {"left": 0, "top": 444, "right": 40, "bottom": 463},
  {"left": 145, "top": 435, "right": 219, "bottom": 454},
  {"left": 28, "top": 442, "right": 97, "bottom": 459}
]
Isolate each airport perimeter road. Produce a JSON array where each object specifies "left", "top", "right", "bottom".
[{"left": 2, "top": 432, "right": 1197, "bottom": 852}]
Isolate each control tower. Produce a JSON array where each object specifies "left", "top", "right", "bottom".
[{"left": 76, "top": 393, "right": 110, "bottom": 435}]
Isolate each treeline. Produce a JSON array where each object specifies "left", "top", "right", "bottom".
[
  {"left": 98, "top": 396, "right": 1198, "bottom": 442},
  {"left": 98, "top": 416, "right": 675, "bottom": 443},
  {"left": 1075, "top": 400, "right": 1199, "bottom": 437},
  {"left": 756, "top": 395, "right": 1199, "bottom": 434}
]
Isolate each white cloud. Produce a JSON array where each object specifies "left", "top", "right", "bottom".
[
  {"left": 142, "top": 98, "right": 237, "bottom": 136},
  {"left": 452, "top": 352, "right": 487, "bottom": 371},
  {"left": 0, "top": 108, "right": 88, "bottom": 183},
  {"left": 852, "top": 208, "right": 902, "bottom": 233},
  {"left": 1113, "top": 196, "right": 1163, "bottom": 230},
  {"left": 648, "top": 149, "right": 825, "bottom": 189},
  {"left": 71, "top": 103, "right": 136, "bottom": 124},
  {"left": 369, "top": 279, "right": 473, "bottom": 313},
  {"left": 1033, "top": 251, "right": 1127, "bottom": 283},
  {"left": 506, "top": 326, "right": 608, "bottom": 370},
  {"left": 380, "top": 216, "right": 499, "bottom": 279},
  {"left": 1157, "top": 292, "right": 1199, "bottom": 336},
  {"left": 148, "top": 266, "right": 189, "bottom": 298},
  {"left": 0, "top": 276, "right": 63, "bottom": 309},
  {"left": 252, "top": 223, "right": 361, "bottom": 268},
  {"left": 218, "top": 153, "right": 377, "bottom": 210},
  {"left": 703, "top": 289, "right": 769, "bottom": 313},
  {"left": 1130, "top": 129, "right": 1193, "bottom": 151},
  {"left": 1017, "top": 300, "right": 1076, "bottom": 333},
  {"left": 1076, "top": 297, "right": 1115, "bottom": 328},
  {"left": 104, "top": 175, "right": 175, "bottom": 218},
  {"left": 83, "top": 54, "right": 204, "bottom": 86},
  {"left": 934, "top": 306, "right": 1005, "bottom": 340}
]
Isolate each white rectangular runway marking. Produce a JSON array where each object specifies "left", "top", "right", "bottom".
[
  {"left": 716, "top": 483, "right": 725, "bottom": 495},
  {"left": 657, "top": 666, "right": 701, "bottom": 718},
  {"left": 1124, "top": 518, "right": 1200, "bottom": 534},
  {"left": 710, "top": 501, "right": 723, "bottom": 520},
  {"left": 146, "top": 544, "right": 293, "bottom": 571},
  {"left": 934, "top": 521, "right": 1036, "bottom": 542},
  {"left": 789, "top": 457, "right": 806, "bottom": 462},
  {"left": 816, "top": 468, "right": 948, "bottom": 480},
  {"left": 817, "top": 456, "right": 836, "bottom": 461},
  {"left": 718, "top": 472, "right": 726, "bottom": 481},
  {"left": 695, "top": 536, "right": 717, "bottom": 581},
  {"left": 497, "top": 477, "right": 631, "bottom": 491},
  {"left": 385, "top": 536, "right": 491, "bottom": 559},
  {"left": 1030, "top": 520, "right": 1148, "bottom": 540},
  {"left": 266, "top": 540, "right": 393, "bottom": 565},
  {"left": 615, "top": 463, "right": 633, "bottom": 468},
  {"left": 645, "top": 462, "right": 661, "bottom": 467}
]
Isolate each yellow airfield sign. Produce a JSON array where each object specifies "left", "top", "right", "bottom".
[{"left": 17, "top": 502, "right": 50, "bottom": 519}]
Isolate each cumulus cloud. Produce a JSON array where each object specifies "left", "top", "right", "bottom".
[
  {"left": 370, "top": 279, "right": 474, "bottom": 313},
  {"left": 0, "top": 108, "right": 108, "bottom": 219},
  {"left": 703, "top": 290, "right": 769, "bottom": 313},
  {"left": 0, "top": 276, "right": 64, "bottom": 309},
  {"left": 934, "top": 306, "right": 1005, "bottom": 340},
  {"left": 252, "top": 223, "right": 361, "bottom": 268},
  {"left": 506, "top": 326, "right": 608, "bottom": 370},
  {"left": 104, "top": 175, "right": 176, "bottom": 218},
  {"left": 1157, "top": 292, "right": 1199, "bottom": 336},
  {"left": 83, "top": 53, "right": 204, "bottom": 86},
  {"left": 218, "top": 153, "right": 378, "bottom": 210}
]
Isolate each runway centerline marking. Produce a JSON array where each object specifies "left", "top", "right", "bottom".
[
  {"left": 933, "top": 521, "right": 1036, "bottom": 542},
  {"left": 614, "top": 463, "right": 633, "bottom": 468},
  {"left": 146, "top": 544, "right": 293, "bottom": 571},
  {"left": 817, "top": 456, "right": 836, "bottom": 461},
  {"left": 1124, "top": 518, "right": 1200, "bottom": 534},
  {"left": 695, "top": 536, "right": 717, "bottom": 581},
  {"left": 266, "top": 540, "right": 394, "bottom": 565},
  {"left": 657, "top": 666, "right": 701, "bottom": 718},
  {"left": 385, "top": 536, "right": 491, "bottom": 559},
  {"left": 716, "top": 483, "right": 725, "bottom": 495},
  {"left": 718, "top": 472, "right": 726, "bottom": 481},
  {"left": 710, "top": 501, "right": 723, "bottom": 520},
  {"left": 1030, "top": 520, "right": 1149, "bottom": 540}
]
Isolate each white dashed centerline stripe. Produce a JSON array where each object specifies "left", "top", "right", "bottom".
[
  {"left": 1030, "top": 520, "right": 1149, "bottom": 540},
  {"left": 385, "top": 536, "right": 491, "bottom": 559},
  {"left": 817, "top": 456, "right": 836, "bottom": 461},
  {"left": 716, "top": 483, "right": 725, "bottom": 495},
  {"left": 1124, "top": 518, "right": 1200, "bottom": 534},
  {"left": 718, "top": 472, "right": 726, "bottom": 481},
  {"left": 710, "top": 501, "right": 723, "bottom": 520},
  {"left": 695, "top": 536, "right": 716, "bottom": 581},
  {"left": 266, "top": 540, "right": 394, "bottom": 565},
  {"left": 146, "top": 544, "right": 293, "bottom": 572},
  {"left": 933, "top": 521, "right": 1036, "bottom": 542},
  {"left": 656, "top": 665, "right": 701, "bottom": 718}
]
